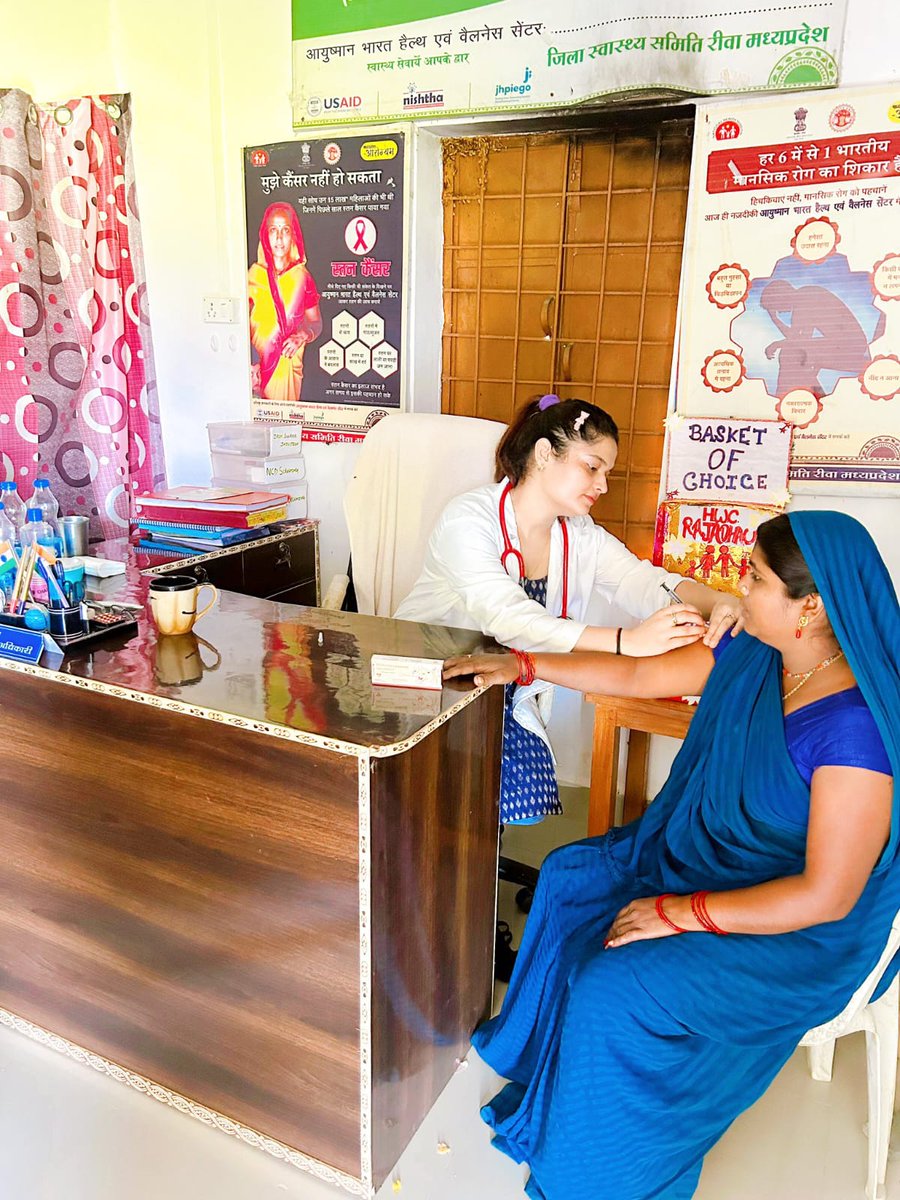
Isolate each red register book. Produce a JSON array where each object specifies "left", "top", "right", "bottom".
[{"left": 134, "top": 487, "right": 289, "bottom": 529}]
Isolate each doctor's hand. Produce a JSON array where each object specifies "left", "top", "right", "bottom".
[
  {"left": 621, "top": 606, "right": 706, "bottom": 657},
  {"left": 703, "top": 595, "right": 744, "bottom": 649},
  {"left": 443, "top": 653, "right": 518, "bottom": 688}
]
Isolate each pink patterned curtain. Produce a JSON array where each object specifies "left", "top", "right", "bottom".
[{"left": 0, "top": 90, "right": 165, "bottom": 538}]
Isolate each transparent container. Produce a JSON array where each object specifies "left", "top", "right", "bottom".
[
  {"left": 207, "top": 420, "right": 303, "bottom": 459},
  {"left": 20, "top": 508, "right": 60, "bottom": 554},
  {"left": 31, "top": 479, "right": 63, "bottom": 538},
  {"left": 209, "top": 450, "right": 306, "bottom": 486},
  {"left": 0, "top": 481, "right": 26, "bottom": 533},
  {"left": 0, "top": 502, "right": 15, "bottom": 549}
]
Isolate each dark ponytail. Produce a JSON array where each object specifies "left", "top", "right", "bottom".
[
  {"left": 756, "top": 514, "right": 817, "bottom": 599},
  {"left": 495, "top": 396, "right": 619, "bottom": 484}
]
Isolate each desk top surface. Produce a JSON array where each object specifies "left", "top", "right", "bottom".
[{"left": 0, "top": 535, "right": 494, "bottom": 756}]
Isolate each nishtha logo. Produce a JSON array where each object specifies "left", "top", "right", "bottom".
[{"left": 402, "top": 83, "right": 444, "bottom": 110}]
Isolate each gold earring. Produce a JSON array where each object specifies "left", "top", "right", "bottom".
[{"left": 795, "top": 614, "right": 809, "bottom": 640}]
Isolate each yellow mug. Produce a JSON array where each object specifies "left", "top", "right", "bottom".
[{"left": 148, "top": 573, "right": 218, "bottom": 636}]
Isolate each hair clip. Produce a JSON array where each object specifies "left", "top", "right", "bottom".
[
  {"left": 573, "top": 410, "right": 590, "bottom": 432},
  {"left": 538, "top": 394, "right": 560, "bottom": 411}
]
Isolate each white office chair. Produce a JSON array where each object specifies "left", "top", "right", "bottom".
[
  {"left": 798, "top": 907, "right": 900, "bottom": 1200},
  {"left": 323, "top": 411, "right": 506, "bottom": 616}
]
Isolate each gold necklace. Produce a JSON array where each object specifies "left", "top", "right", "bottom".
[{"left": 782, "top": 650, "right": 845, "bottom": 702}]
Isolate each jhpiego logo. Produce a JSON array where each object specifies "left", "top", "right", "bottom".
[{"left": 495, "top": 67, "right": 533, "bottom": 99}]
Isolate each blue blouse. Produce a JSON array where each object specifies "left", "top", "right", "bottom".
[{"left": 713, "top": 635, "right": 891, "bottom": 827}]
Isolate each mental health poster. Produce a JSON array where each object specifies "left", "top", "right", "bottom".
[
  {"left": 674, "top": 85, "right": 900, "bottom": 490},
  {"left": 244, "top": 133, "right": 405, "bottom": 442}
]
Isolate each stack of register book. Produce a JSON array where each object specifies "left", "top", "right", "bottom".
[{"left": 132, "top": 486, "right": 290, "bottom": 558}]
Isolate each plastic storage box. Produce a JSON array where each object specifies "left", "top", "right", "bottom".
[
  {"left": 206, "top": 420, "right": 303, "bottom": 459},
  {"left": 209, "top": 450, "right": 306, "bottom": 485}
]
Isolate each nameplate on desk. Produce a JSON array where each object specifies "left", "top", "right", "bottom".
[
  {"left": 370, "top": 653, "right": 443, "bottom": 691},
  {"left": 0, "top": 626, "right": 45, "bottom": 665}
]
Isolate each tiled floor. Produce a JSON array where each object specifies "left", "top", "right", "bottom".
[{"left": 0, "top": 787, "right": 897, "bottom": 1200}]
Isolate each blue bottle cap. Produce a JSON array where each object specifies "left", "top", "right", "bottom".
[
  {"left": 0, "top": 482, "right": 11, "bottom": 490},
  {"left": 25, "top": 508, "right": 42, "bottom": 521},
  {"left": 34, "top": 479, "right": 49, "bottom": 488}
]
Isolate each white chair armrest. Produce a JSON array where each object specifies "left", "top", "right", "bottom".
[{"left": 322, "top": 572, "right": 350, "bottom": 611}]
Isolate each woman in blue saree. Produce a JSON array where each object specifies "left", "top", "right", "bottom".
[{"left": 444, "top": 511, "right": 899, "bottom": 1200}]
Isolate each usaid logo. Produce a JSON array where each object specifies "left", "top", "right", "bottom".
[
  {"left": 495, "top": 67, "right": 532, "bottom": 99},
  {"left": 324, "top": 96, "right": 362, "bottom": 111},
  {"left": 308, "top": 95, "right": 361, "bottom": 116},
  {"left": 402, "top": 83, "right": 444, "bottom": 110}
]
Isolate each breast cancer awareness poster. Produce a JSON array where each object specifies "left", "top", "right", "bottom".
[
  {"left": 674, "top": 85, "right": 900, "bottom": 491},
  {"left": 244, "top": 133, "right": 405, "bottom": 442}
]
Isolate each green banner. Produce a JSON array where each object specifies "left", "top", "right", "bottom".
[
  {"left": 293, "top": 1, "right": 846, "bottom": 127},
  {"left": 292, "top": 0, "right": 501, "bottom": 41}
]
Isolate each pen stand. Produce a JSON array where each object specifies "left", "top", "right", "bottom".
[{"left": 48, "top": 604, "right": 88, "bottom": 641}]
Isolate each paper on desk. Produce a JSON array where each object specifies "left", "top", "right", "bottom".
[{"left": 370, "top": 654, "right": 443, "bottom": 691}]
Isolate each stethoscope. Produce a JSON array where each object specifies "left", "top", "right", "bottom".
[{"left": 498, "top": 481, "right": 570, "bottom": 620}]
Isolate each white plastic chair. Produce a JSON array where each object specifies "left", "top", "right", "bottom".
[
  {"left": 798, "top": 907, "right": 900, "bottom": 1200},
  {"left": 323, "top": 411, "right": 506, "bottom": 616}
]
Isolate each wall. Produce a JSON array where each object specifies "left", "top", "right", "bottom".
[
  {"left": 5, "top": 0, "right": 898, "bottom": 787},
  {"left": 3, "top": 0, "right": 445, "bottom": 588}
]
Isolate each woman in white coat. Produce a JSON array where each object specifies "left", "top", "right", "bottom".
[{"left": 395, "top": 395, "right": 740, "bottom": 830}]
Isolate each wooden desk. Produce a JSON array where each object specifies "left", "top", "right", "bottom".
[
  {"left": 584, "top": 694, "right": 697, "bottom": 837},
  {"left": 0, "top": 548, "right": 502, "bottom": 1196}
]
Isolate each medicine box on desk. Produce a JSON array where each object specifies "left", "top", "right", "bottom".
[{"left": 207, "top": 420, "right": 303, "bottom": 459}]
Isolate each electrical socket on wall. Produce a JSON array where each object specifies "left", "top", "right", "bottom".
[{"left": 202, "top": 297, "right": 236, "bottom": 323}]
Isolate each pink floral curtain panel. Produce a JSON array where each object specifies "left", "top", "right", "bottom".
[{"left": 0, "top": 90, "right": 165, "bottom": 538}]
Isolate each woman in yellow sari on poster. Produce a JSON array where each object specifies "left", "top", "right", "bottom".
[{"left": 248, "top": 202, "right": 323, "bottom": 403}]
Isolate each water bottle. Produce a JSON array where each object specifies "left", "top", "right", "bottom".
[
  {"left": 31, "top": 478, "right": 62, "bottom": 537},
  {"left": 0, "top": 480, "right": 26, "bottom": 535},
  {"left": 20, "top": 508, "right": 58, "bottom": 552},
  {"left": 0, "top": 502, "right": 15, "bottom": 550}
]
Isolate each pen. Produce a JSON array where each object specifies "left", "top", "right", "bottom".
[
  {"left": 33, "top": 555, "right": 67, "bottom": 607},
  {"left": 660, "top": 581, "right": 685, "bottom": 606}
]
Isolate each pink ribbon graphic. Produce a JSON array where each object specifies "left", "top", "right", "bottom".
[{"left": 353, "top": 220, "right": 369, "bottom": 251}]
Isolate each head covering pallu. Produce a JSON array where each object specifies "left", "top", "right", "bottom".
[{"left": 257, "top": 202, "right": 307, "bottom": 343}]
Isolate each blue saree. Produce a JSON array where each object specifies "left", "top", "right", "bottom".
[{"left": 472, "top": 512, "right": 900, "bottom": 1200}]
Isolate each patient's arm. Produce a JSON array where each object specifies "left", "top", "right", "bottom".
[
  {"left": 442, "top": 639, "right": 715, "bottom": 699},
  {"left": 606, "top": 765, "right": 893, "bottom": 946}
]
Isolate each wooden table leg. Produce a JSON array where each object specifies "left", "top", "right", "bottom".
[
  {"left": 622, "top": 729, "right": 651, "bottom": 824},
  {"left": 588, "top": 708, "right": 619, "bottom": 837}
]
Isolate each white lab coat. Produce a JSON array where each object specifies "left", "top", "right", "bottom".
[{"left": 394, "top": 480, "right": 684, "bottom": 753}]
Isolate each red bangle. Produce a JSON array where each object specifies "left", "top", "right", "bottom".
[
  {"left": 511, "top": 648, "right": 536, "bottom": 686},
  {"left": 691, "top": 891, "right": 729, "bottom": 935},
  {"left": 655, "top": 893, "right": 688, "bottom": 934}
]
